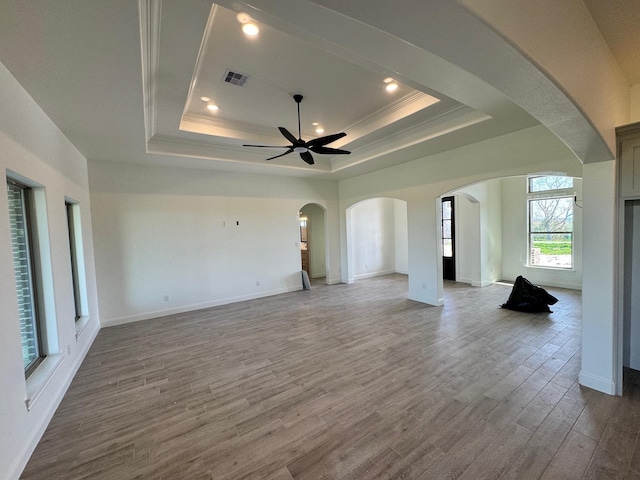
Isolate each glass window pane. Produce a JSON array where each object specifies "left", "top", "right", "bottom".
[
  {"left": 7, "top": 182, "right": 40, "bottom": 370},
  {"left": 442, "top": 219, "right": 451, "bottom": 239},
  {"left": 529, "top": 176, "right": 573, "bottom": 192},
  {"left": 442, "top": 239, "right": 453, "bottom": 257},
  {"left": 442, "top": 200, "right": 451, "bottom": 220},
  {"left": 529, "top": 197, "right": 573, "bottom": 233},
  {"left": 530, "top": 233, "right": 572, "bottom": 268},
  {"left": 66, "top": 202, "right": 82, "bottom": 320}
]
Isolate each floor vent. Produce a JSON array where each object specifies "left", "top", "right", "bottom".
[{"left": 223, "top": 70, "right": 249, "bottom": 87}]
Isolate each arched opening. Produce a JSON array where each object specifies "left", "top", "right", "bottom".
[
  {"left": 441, "top": 175, "right": 583, "bottom": 291},
  {"left": 345, "top": 197, "right": 408, "bottom": 284},
  {"left": 298, "top": 203, "right": 328, "bottom": 285}
]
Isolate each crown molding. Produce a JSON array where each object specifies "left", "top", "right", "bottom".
[
  {"left": 331, "top": 105, "right": 490, "bottom": 172},
  {"left": 138, "top": 0, "right": 162, "bottom": 142},
  {"left": 179, "top": 113, "right": 285, "bottom": 144},
  {"left": 337, "top": 91, "right": 440, "bottom": 147},
  {"left": 147, "top": 134, "right": 332, "bottom": 172}
]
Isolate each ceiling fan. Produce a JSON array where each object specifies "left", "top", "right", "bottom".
[{"left": 243, "top": 94, "right": 351, "bottom": 165}]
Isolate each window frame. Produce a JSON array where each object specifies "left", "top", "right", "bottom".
[
  {"left": 7, "top": 178, "right": 46, "bottom": 376},
  {"left": 526, "top": 176, "right": 575, "bottom": 270},
  {"left": 65, "top": 201, "right": 83, "bottom": 321}
]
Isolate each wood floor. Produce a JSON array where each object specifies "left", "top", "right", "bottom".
[{"left": 20, "top": 275, "right": 640, "bottom": 479}]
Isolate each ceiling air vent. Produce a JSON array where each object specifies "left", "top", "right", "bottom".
[{"left": 222, "top": 70, "right": 250, "bottom": 87}]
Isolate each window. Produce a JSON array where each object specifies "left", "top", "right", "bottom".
[
  {"left": 7, "top": 179, "right": 44, "bottom": 375},
  {"left": 441, "top": 197, "right": 453, "bottom": 258},
  {"left": 528, "top": 176, "right": 574, "bottom": 269},
  {"left": 66, "top": 201, "right": 83, "bottom": 320}
]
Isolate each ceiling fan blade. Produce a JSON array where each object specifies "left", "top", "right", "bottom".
[
  {"left": 309, "top": 146, "right": 351, "bottom": 155},
  {"left": 278, "top": 127, "right": 298, "bottom": 144},
  {"left": 306, "top": 132, "right": 346, "bottom": 148},
  {"left": 300, "top": 151, "right": 315, "bottom": 165},
  {"left": 266, "top": 149, "right": 294, "bottom": 161},
  {"left": 243, "top": 144, "right": 291, "bottom": 148}
]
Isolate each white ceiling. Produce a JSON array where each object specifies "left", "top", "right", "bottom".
[{"left": 0, "top": 1, "right": 636, "bottom": 180}]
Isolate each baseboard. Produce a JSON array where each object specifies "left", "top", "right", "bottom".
[
  {"left": 471, "top": 280, "right": 494, "bottom": 287},
  {"left": 579, "top": 371, "right": 616, "bottom": 395},
  {"left": 8, "top": 320, "right": 100, "bottom": 480},
  {"left": 501, "top": 275, "right": 582, "bottom": 291},
  {"left": 101, "top": 286, "right": 301, "bottom": 327},
  {"left": 353, "top": 269, "right": 396, "bottom": 280}
]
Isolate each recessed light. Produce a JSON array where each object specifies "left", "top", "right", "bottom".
[
  {"left": 385, "top": 82, "right": 399, "bottom": 92},
  {"left": 315, "top": 127, "right": 325, "bottom": 134},
  {"left": 383, "top": 77, "right": 395, "bottom": 83},
  {"left": 206, "top": 104, "right": 219, "bottom": 111},
  {"left": 236, "top": 12, "right": 252, "bottom": 24},
  {"left": 242, "top": 22, "right": 260, "bottom": 36},
  {"left": 200, "top": 96, "right": 210, "bottom": 102},
  {"left": 311, "top": 122, "right": 319, "bottom": 126}
]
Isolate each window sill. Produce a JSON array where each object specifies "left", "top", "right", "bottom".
[
  {"left": 526, "top": 265, "right": 576, "bottom": 274},
  {"left": 75, "top": 315, "right": 91, "bottom": 341},
  {"left": 25, "top": 352, "right": 65, "bottom": 411}
]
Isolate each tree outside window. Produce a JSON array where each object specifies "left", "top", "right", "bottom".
[{"left": 528, "top": 176, "right": 573, "bottom": 269}]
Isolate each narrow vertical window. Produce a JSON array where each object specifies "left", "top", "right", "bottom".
[
  {"left": 66, "top": 202, "right": 82, "bottom": 320},
  {"left": 441, "top": 196, "right": 455, "bottom": 281},
  {"left": 527, "top": 176, "right": 574, "bottom": 269},
  {"left": 7, "top": 180, "right": 43, "bottom": 375}
]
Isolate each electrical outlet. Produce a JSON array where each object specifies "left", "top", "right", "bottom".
[
  {"left": 255, "top": 281, "right": 260, "bottom": 287},
  {"left": 66, "top": 344, "right": 71, "bottom": 355},
  {"left": 163, "top": 295, "right": 169, "bottom": 302}
]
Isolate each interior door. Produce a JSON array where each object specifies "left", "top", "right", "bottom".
[{"left": 442, "top": 196, "right": 456, "bottom": 281}]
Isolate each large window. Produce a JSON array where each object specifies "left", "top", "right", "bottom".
[
  {"left": 528, "top": 176, "right": 574, "bottom": 269},
  {"left": 7, "top": 179, "right": 44, "bottom": 375}
]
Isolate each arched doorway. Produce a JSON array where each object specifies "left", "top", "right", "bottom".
[
  {"left": 345, "top": 197, "right": 408, "bottom": 284},
  {"left": 299, "top": 203, "right": 328, "bottom": 283}
]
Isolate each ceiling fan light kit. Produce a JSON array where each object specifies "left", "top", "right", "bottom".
[{"left": 243, "top": 94, "right": 351, "bottom": 165}]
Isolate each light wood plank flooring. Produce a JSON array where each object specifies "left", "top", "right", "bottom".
[{"left": 20, "top": 275, "right": 640, "bottom": 479}]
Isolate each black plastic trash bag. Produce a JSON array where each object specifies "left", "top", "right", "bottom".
[{"left": 501, "top": 275, "right": 558, "bottom": 313}]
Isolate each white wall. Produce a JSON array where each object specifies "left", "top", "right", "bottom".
[
  {"left": 350, "top": 197, "right": 397, "bottom": 278},
  {"left": 394, "top": 199, "right": 408, "bottom": 274},
  {"left": 453, "top": 179, "right": 503, "bottom": 287},
  {"left": 581, "top": 161, "right": 617, "bottom": 394},
  {"left": 624, "top": 201, "right": 640, "bottom": 370},
  {"left": 501, "top": 176, "right": 583, "bottom": 290},
  {"left": 88, "top": 161, "right": 341, "bottom": 326},
  {"left": 0, "top": 62, "right": 100, "bottom": 480},
  {"left": 455, "top": 194, "right": 480, "bottom": 285}
]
